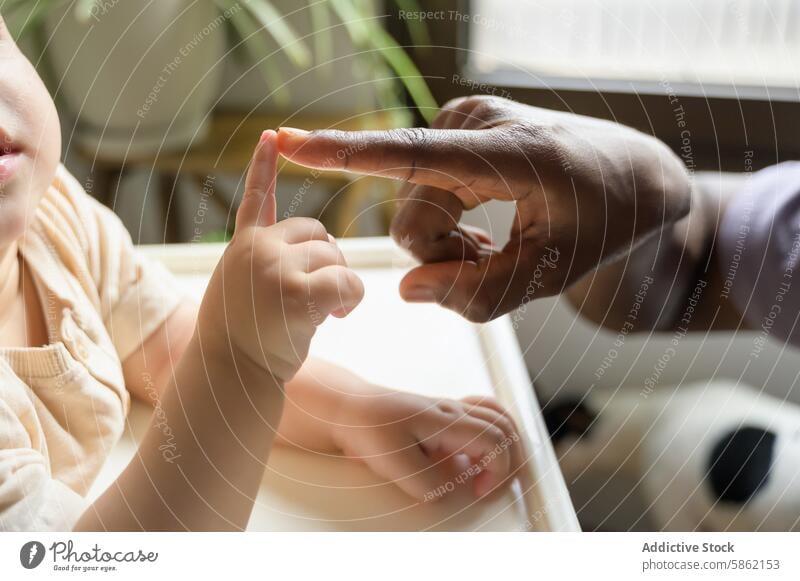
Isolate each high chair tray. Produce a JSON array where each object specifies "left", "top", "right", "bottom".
[{"left": 92, "top": 237, "right": 579, "bottom": 531}]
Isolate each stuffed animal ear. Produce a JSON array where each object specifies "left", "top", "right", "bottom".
[{"left": 707, "top": 426, "right": 776, "bottom": 504}]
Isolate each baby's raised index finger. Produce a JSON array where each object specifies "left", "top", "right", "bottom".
[{"left": 236, "top": 130, "right": 278, "bottom": 231}]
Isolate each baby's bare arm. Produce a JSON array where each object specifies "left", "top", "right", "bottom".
[
  {"left": 77, "top": 132, "right": 362, "bottom": 530},
  {"left": 75, "top": 334, "right": 285, "bottom": 531},
  {"left": 122, "top": 302, "right": 197, "bottom": 402},
  {"left": 123, "top": 302, "right": 374, "bottom": 454}
]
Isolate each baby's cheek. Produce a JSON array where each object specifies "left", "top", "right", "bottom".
[
  {"left": 17, "top": 54, "right": 62, "bottom": 180},
  {"left": 27, "top": 89, "right": 62, "bottom": 177}
]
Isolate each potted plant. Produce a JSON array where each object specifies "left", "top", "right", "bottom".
[{"left": 4, "top": 0, "right": 435, "bottom": 159}]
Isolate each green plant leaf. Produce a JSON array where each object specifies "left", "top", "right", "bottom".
[
  {"left": 327, "top": 0, "right": 369, "bottom": 45},
  {"left": 224, "top": 1, "right": 290, "bottom": 106},
  {"left": 6, "top": 0, "right": 60, "bottom": 39},
  {"left": 393, "top": 0, "right": 430, "bottom": 46},
  {"left": 329, "top": 0, "right": 436, "bottom": 121},
  {"left": 309, "top": 0, "right": 332, "bottom": 71},
  {"left": 370, "top": 25, "right": 437, "bottom": 122},
  {"left": 244, "top": 0, "right": 311, "bottom": 69}
]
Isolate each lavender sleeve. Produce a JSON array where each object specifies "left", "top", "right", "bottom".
[{"left": 718, "top": 161, "right": 800, "bottom": 346}]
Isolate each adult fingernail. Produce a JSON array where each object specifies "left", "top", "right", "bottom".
[{"left": 404, "top": 287, "right": 437, "bottom": 302}]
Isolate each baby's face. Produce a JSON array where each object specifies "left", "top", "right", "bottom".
[{"left": 0, "top": 15, "right": 61, "bottom": 250}]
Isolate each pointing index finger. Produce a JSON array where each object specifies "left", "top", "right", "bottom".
[
  {"left": 277, "top": 126, "right": 499, "bottom": 198},
  {"left": 236, "top": 129, "right": 278, "bottom": 231}
]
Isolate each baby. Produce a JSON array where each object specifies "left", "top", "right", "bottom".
[{"left": 0, "top": 14, "right": 519, "bottom": 531}]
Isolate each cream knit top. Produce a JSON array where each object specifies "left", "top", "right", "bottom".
[{"left": 0, "top": 165, "right": 182, "bottom": 531}]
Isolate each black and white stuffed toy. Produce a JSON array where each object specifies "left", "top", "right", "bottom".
[{"left": 545, "top": 381, "right": 800, "bottom": 531}]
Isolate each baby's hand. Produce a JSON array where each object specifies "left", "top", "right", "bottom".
[
  {"left": 197, "top": 131, "right": 364, "bottom": 383},
  {"left": 333, "top": 388, "right": 521, "bottom": 501}
]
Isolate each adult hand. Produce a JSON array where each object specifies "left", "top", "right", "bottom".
[{"left": 277, "top": 96, "right": 690, "bottom": 322}]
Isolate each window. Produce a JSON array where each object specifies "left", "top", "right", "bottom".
[{"left": 467, "top": 0, "right": 800, "bottom": 100}]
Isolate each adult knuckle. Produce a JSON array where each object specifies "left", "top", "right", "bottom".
[
  {"left": 462, "top": 301, "right": 493, "bottom": 323},
  {"left": 461, "top": 95, "right": 488, "bottom": 108},
  {"left": 331, "top": 130, "right": 366, "bottom": 169},
  {"left": 509, "top": 121, "right": 561, "bottom": 161},
  {"left": 392, "top": 127, "right": 429, "bottom": 154},
  {"left": 441, "top": 96, "right": 468, "bottom": 111},
  {"left": 465, "top": 284, "right": 502, "bottom": 322},
  {"left": 471, "top": 99, "right": 499, "bottom": 121}
]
